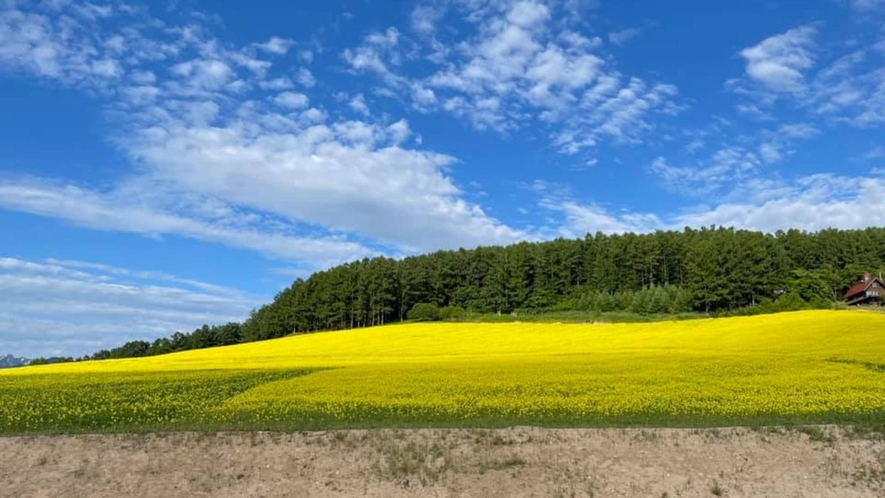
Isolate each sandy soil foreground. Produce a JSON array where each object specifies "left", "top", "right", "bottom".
[{"left": 1, "top": 427, "right": 883, "bottom": 498}]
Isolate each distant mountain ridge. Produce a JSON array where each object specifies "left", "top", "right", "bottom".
[{"left": 0, "top": 355, "right": 30, "bottom": 368}]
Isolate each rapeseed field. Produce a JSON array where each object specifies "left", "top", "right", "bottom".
[{"left": 2, "top": 310, "right": 884, "bottom": 433}]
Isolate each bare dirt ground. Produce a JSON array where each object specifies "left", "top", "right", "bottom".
[{"left": 1, "top": 426, "right": 883, "bottom": 498}]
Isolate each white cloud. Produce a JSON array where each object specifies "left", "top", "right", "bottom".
[
  {"left": 0, "top": 7, "right": 130, "bottom": 88},
  {"left": 342, "top": 27, "right": 404, "bottom": 88},
  {"left": 608, "top": 28, "right": 641, "bottom": 46},
  {"left": 256, "top": 36, "right": 294, "bottom": 55},
  {"left": 0, "top": 1, "right": 527, "bottom": 267},
  {"left": 0, "top": 3, "right": 285, "bottom": 96},
  {"left": 548, "top": 200, "right": 661, "bottom": 236},
  {"left": 686, "top": 139, "right": 705, "bottom": 154},
  {"left": 411, "top": 3, "right": 447, "bottom": 35},
  {"left": 8, "top": 0, "right": 884, "bottom": 302},
  {"left": 0, "top": 177, "right": 374, "bottom": 266},
  {"left": 0, "top": 257, "right": 259, "bottom": 357},
  {"left": 91, "top": 59, "right": 122, "bottom": 78},
  {"left": 867, "top": 146, "right": 885, "bottom": 159},
  {"left": 130, "top": 70, "right": 156, "bottom": 84},
  {"left": 386, "top": 119, "right": 411, "bottom": 144},
  {"left": 126, "top": 119, "right": 523, "bottom": 252},
  {"left": 171, "top": 59, "right": 234, "bottom": 91},
  {"left": 675, "top": 174, "right": 885, "bottom": 232},
  {"left": 295, "top": 67, "right": 315, "bottom": 87},
  {"left": 655, "top": 118, "right": 822, "bottom": 196},
  {"left": 507, "top": 0, "right": 551, "bottom": 27},
  {"left": 298, "top": 107, "right": 325, "bottom": 123},
  {"left": 732, "top": 25, "right": 884, "bottom": 127},
  {"left": 349, "top": 93, "right": 370, "bottom": 115},
  {"left": 259, "top": 77, "right": 294, "bottom": 90},
  {"left": 41, "top": 259, "right": 244, "bottom": 297},
  {"left": 538, "top": 173, "right": 885, "bottom": 241},
  {"left": 778, "top": 122, "right": 820, "bottom": 138},
  {"left": 344, "top": 1, "right": 678, "bottom": 155},
  {"left": 651, "top": 148, "right": 760, "bottom": 195},
  {"left": 532, "top": 180, "right": 660, "bottom": 236},
  {"left": 758, "top": 142, "right": 782, "bottom": 163},
  {"left": 739, "top": 25, "right": 817, "bottom": 93},
  {"left": 735, "top": 103, "right": 774, "bottom": 120},
  {"left": 366, "top": 27, "right": 400, "bottom": 49},
  {"left": 273, "top": 91, "right": 309, "bottom": 109},
  {"left": 849, "top": 0, "right": 885, "bottom": 10},
  {"left": 811, "top": 50, "right": 885, "bottom": 126}
]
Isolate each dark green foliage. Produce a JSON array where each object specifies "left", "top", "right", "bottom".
[
  {"left": 87, "top": 226, "right": 885, "bottom": 360},
  {"left": 790, "top": 269, "right": 834, "bottom": 302},
  {"left": 27, "top": 357, "right": 75, "bottom": 366},
  {"left": 438, "top": 305, "right": 467, "bottom": 320},
  {"left": 408, "top": 303, "right": 441, "bottom": 321},
  {"left": 90, "top": 340, "right": 149, "bottom": 361},
  {"left": 576, "top": 285, "right": 693, "bottom": 314},
  {"left": 239, "top": 227, "right": 882, "bottom": 339},
  {"left": 429, "top": 309, "right": 703, "bottom": 324},
  {"left": 81, "top": 322, "right": 243, "bottom": 361},
  {"left": 711, "top": 292, "right": 835, "bottom": 317}
]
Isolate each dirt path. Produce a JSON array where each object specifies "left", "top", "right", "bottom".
[{"left": 1, "top": 427, "right": 883, "bottom": 497}]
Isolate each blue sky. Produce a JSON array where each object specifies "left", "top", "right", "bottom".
[{"left": 1, "top": 0, "right": 884, "bottom": 357}]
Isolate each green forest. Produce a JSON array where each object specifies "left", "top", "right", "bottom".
[{"left": 46, "top": 226, "right": 885, "bottom": 362}]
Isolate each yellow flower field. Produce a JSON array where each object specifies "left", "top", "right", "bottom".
[{"left": 2, "top": 310, "right": 884, "bottom": 432}]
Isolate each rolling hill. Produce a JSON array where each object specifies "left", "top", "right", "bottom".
[{"left": 2, "top": 310, "right": 884, "bottom": 433}]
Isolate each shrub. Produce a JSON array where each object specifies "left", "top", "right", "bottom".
[
  {"left": 771, "top": 292, "right": 808, "bottom": 312},
  {"left": 408, "top": 303, "right": 441, "bottom": 322},
  {"left": 438, "top": 306, "right": 466, "bottom": 320}
]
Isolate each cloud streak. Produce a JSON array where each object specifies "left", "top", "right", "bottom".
[
  {"left": 0, "top": 257, "right": 258, "bottom": 358},
  {"left": 0, "top": 177, "right": 374, "bottom": 267}
]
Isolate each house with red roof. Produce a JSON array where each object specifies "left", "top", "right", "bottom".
[{"left": 843, "top": 272, "right": 885, "bottom": 306}]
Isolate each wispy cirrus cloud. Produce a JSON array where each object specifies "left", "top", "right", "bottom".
[
  {"left": 650, "top": 147, "right": 761, "bottom": 196},
  {"left": 608, "top": 27, "right": 641, "bottom": 46},
  {"left": 729, "top": 24, "right": 885, "bottom": 127},
  {"left": 867, "top": 145, "right": 885, "bottom": 159},
  {"left": 650, "top": 119, "right": 821, "bottom": 196},
  {"left": 847, "top": 0, "right": 885, "bottom": 11}
]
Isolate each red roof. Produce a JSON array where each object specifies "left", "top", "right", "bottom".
[
  {"left": 844, "top": 281, "right": 873, "bottom": 299},
  {"left": 843, "top": 273, "right": 885, "bottom": 299}
]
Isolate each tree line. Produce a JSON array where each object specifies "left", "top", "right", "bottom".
[
  {"left": 34, "top": 226, "right": 885, "bottom": 363},
  {"left": 243, "top": 226, "right": 881, "bottom": 337}
]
